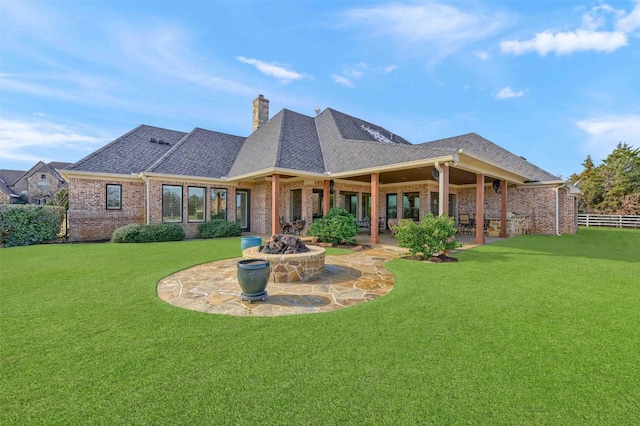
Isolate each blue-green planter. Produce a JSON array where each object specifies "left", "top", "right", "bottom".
[
  {"left": 240, "top": 236, "right": 262, "bottom": 251},
  {"left": 236, "top": 258, "right": 270, "bottom": 303}
]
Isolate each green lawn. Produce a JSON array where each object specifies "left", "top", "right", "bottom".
[{"left": 1, "top": 228, "right": 639, "bottom": 425}]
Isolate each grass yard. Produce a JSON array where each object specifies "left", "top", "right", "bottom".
[{"left": 1, "top": 228, "right": 639, "bottom": 424}]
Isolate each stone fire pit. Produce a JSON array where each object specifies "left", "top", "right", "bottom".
[{"left": 242, "top": 234, "right": 325, "bottom": 283}]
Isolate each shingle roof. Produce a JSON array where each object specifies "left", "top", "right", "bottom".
[
  {"left": 0, "top": 170, "right": 26, "bottom": 187},
  {"left": 421, "top": 133, "right": 559, "bottom": 181},
  {"left": 66, "top": 125, "right": 187, "bottom": 174},
  {"left": 65, "top": 107, "right": 559, "bottom": 183},
  {"left": 148, "top": 128, "right": 245, "bottom": 178}
]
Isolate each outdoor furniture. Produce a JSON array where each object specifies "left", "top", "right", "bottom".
[
  {"left": 358, "top": 219, "right": 371, "bottom": 233},
  {"left": 291, "top": 219, "right": 306, "bottom": 235},
  {"left": 279, "top": 216, "right": 293, "bottom": 234},
  {"left": 458, "top": 213, "right": 472, "bottom": 235}
]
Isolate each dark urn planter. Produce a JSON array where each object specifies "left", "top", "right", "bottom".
[{"left": 236, "top": 258, "right": 270, "bottom": 303}]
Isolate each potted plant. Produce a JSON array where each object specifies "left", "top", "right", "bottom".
[{"left": 236, "top": 258, "right": 270, "bottom": 302}]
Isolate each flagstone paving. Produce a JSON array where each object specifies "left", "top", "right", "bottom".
[{"left": 157, "top": 246, "right": 405, "bottom": 317}]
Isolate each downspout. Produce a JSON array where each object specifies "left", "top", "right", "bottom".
[
  {"left": 554, "top": 184, "right": 564, "bottom": 236},
  {"left": 141, "top": 174, "right": 150, "bottom": 225},
  {"left": 434, "top": 161, "right": 444, "bottom": 216}
]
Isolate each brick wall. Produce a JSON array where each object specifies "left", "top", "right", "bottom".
[
  {"left": 68, "top": 178, "right": 145, "bottom": 241},
  {"left": 457, "top": 184, "right": 578, "bottom": 235}
]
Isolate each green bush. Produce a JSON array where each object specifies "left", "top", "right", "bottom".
[
  {"left": 111, "top": 223, "right": 185, "bottom": 243},
  {"left": 196, "top": 220, "right": 242, "bottom": 239},
  {"left": 0, "top": 204, "right": 65, "bottom": 247},
  {"left": 307, "top": 207, "right": 359, "bottom": 245},
  {"left": 394, "top": 213, "right": 461, "bottom": 258}
]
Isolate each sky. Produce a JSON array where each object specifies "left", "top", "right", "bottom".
[{"left": 1, "top": 0, "right": 639, "bottom": 179}]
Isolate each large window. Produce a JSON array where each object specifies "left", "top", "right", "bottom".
[
  {"left": 403, "top": 192, "right": 420, "bottom": 221},
  {"left": 162, "top": 185, "right": 182, "bottom": 222},
  {"left": 430, "top": 192, "right": 457, "bottom": 218},
  {"left": 211, "top": 188, "right": 227, "bottom": 220},
  {"left": 290, "top": 189, "right": 302, "bottom": 220},
  {"left": 236, "top": 190, "right": 250, "bottom": 231},
  {"left": 188, "top": 187, "right": 205, "bottom": 222},
  {"left": 386, "top": 194, "right": 397, "bottom": 219},
  {"left": 106, "top": 184, "right": 122, "bottom": 210}
]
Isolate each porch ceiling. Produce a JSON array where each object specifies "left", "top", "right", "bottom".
[{"left": 343, "top": 166, "right": 494, "bottom": 186}]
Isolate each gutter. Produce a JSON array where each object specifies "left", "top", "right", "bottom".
[{"left": 554, "top": 184, "right": 564, "bottom": 236}]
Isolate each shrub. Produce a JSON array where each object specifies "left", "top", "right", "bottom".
[
  {"left": 196, "top": 220, "right": 242, "bottom": 239},
  {"left": 0, "top": 204, "right": 65, "bottom": 247},
  {"left": 307, "top": 207, "right": 359, "bottom": 245},
  {"left": 111, "top": 223, "right": 185, "bottom": 243},
  {"left": 394, "top": 213, "right": 461, "bottom": 258}
]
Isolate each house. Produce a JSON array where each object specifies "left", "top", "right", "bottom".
[
  {"left": 59, "top": 95, "right": 579, "bottom": 242},
  {"left": 0, "top": 161, "right": 71, "bottom": 205}
]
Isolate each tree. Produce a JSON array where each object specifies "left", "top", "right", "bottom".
[{"left": 573, "top": 143, "right": 640, "bottom": 214}]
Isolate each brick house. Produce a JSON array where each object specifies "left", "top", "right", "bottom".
[
  {"left": 0, "top": 161, "right": 71, "bottom": 205},
  {"left": 59, "top": 95, "right": 580, "bottom": 242}
]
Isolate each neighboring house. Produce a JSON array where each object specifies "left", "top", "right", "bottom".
[
  {"left": 0, "top": 169, "right": 26, "bottom": 204},
  {"left": 0, "top": 161, "right": 71, "bottom": 205},
  {"left": 59, "top": 95, "right": 580, "bottom": 242}
]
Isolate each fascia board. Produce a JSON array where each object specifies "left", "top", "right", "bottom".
[
  {"left": 327, "top": 155, "right": 457, "bottom": 178},
  {"left": 59, "top": 169, "right": 143, "bottom": 182}
]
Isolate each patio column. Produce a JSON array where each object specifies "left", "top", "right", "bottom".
[
  {"left": 475, "top": 173, "right": 485, "bottom": 245},
  {"left": 370, "top": 173, "right": 380, "bottom": 244},
  {"left": 323, "top": 180, "right": 331, "bottom": 216},
  {"left": 443, "top": 164, "right": 450, "bottom": 216},
  {"left": 500, "top": 179, "right": 508, "bottom": 238},
  {"left": 272, "top": 174, "right": 280, "bottom": 235}
]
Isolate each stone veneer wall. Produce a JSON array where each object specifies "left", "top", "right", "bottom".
[
  {"left": 67, "top": 177, "right": 146, "bottom": 241},
  {"left": 26, "top": 170, "right": 67, "bottom": 204},
  {"left": 457, "top": 184, "right": 578, "bottom": 235}
]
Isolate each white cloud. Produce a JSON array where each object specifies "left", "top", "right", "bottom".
[
  {"left": 501, "top": 30, "right": 627, "bottom": 55},
  {"left": 237, "top": 56, "right": 304, "bottom": 83},
  {"left": 0, "top": 118, "right": 107, "bottom": 165},
  {"left": 494, "top": 86, "right": 524, "bottom": 99},
  {"left": 576, "top": 114, "right": 640, "bottom": 160},
  {"left": 343, "top": 2, "right": 509, "bottom": 64},
  {"left": 616, "top": 0, "right": 640, "bottom": 33},
  {"left": 473, "top": 50, "right": 490, "bottom": 60},
  {"left": 383, "top": 65, "right": 398, "bottom": 73},
  {"left": 502, "top": 2, "right": 638, "bottom": 56},
  {"left": 331, "top": 74, "right": 355, "bottom": 88}
]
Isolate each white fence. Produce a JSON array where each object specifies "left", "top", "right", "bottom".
[{"left": 578, "top": 214, "right": 640, "bottom": 228}]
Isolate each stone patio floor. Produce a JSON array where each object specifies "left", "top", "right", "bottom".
[
  {"left": 157, "top": 233, "right": 499, "bottom": 317},
  {"left": 157, "top": 245, "right": 406, "bottom": 317}
]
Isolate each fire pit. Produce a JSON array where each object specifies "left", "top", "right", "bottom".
[{"left": 242, "top": 234, "right": 325, "bottom": 283}]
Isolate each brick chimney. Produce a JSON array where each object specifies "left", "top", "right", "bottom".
[{"left": 252, "top": 94, "right": 269, "bottom": 132}]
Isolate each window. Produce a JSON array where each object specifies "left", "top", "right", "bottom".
[
  {"left": 290, "top": 189, "right": 302, "bottom": 220},
  {"left": 41, "top": 174, "right": 46, "bottom": 179},
  {"left": 386, "top": 194, "right": 397, "bottom": 219},
  {"left": 37, "top": 180, "right": 49, "bottom": 190},
  {"left": 403, "top": 192, "right": 420, "bottom": 221},
  {"left": 162, "top": 185, "right": 182, "bottom": 222},
  {"left": 211, "top": 188, "right": 227, "bottom": 220},
  {"left": 342, "top": 192, "right": 357, "bottom": 217},
  {"left": 188, "top": 187, "right": 205, "bottom": 222},
  {"left": 312, "top": 189, "right": 323, "bottom": 219},
  {"left": 362, "top": 193, "right": 371, "bottom": 219},
  {"left": 106, "top": 184, "right": 122, "bottom": 210}
]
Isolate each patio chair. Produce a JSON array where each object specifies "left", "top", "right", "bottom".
[
  {"left": 279, "top": 216, "right": 293, "bottom": 234},
  {"left": 458, "top": 213, "right": 472, "bottom": 235}
]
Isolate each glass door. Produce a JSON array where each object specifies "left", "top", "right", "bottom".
[{"left": 236, "top": 190, "right": 250, "bottom": 231}]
